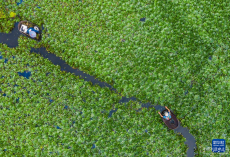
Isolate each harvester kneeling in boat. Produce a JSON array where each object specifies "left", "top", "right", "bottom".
[{"left": 158, "top": 106, "right": 179, "bottom": 130}]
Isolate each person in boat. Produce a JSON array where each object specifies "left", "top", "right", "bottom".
[
  {"left": 20, "top": 24, "right": 39, "bottom": 38},
  {"left": 158, "top": 106, "right": 171, "bottom": 120},
  {"left": 27, "top": 26, "right": 39, "bottom": 38}
]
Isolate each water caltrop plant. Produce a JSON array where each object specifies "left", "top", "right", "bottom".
[
  {"left": 0, "top": 42, "right": 188, "bottom": 156},
  {"left": 1, "top": 0, "right": 230, "bottom": 156}
]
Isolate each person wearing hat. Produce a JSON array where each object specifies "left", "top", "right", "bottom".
[
  {"left": 158, "top": 106, "right": 171, "bottom": 120},
  {"left": 27, "top": 26, "right": 39, "bottom": 38}
]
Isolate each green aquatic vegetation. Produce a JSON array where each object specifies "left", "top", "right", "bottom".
[
  {"left": 1, "top": 1, "right": 19, "bottom": 22},
  {"left": 1, "top": 42, "right": 188, "bottom": 156},
  {"left": 1, "top": 0, "right": 230, "bottom": 156}
]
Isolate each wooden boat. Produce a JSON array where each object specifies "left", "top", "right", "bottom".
[
  {"left": 161, "top": 109, "right": 179, "bottom": 130},
  {"left": 18, "top": 21, "right": 41, "bottom": 41}
]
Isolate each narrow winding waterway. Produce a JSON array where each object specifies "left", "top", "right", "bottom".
[{"left": 0, "top": 22, "right": 197, "bottom": 157}]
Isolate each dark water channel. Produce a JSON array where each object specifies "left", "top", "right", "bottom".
[{"left": 0, "top": 21, "right": 197, "bottom": 157}]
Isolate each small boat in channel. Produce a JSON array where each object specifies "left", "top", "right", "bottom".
[{"left": 18, "top": 20, "right": 41, "bottom": 41}]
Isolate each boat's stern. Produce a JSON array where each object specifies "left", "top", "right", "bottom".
[{"left": 20, "top": 24, "right": 28, "bottom": 33}]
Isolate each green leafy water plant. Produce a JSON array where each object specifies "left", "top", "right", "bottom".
[
  {"left": 1, "top": 42, "right": 188, "bottom": 156},
  {"left": 1, "top": 0, "right": 230, "bottom": 156}
]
